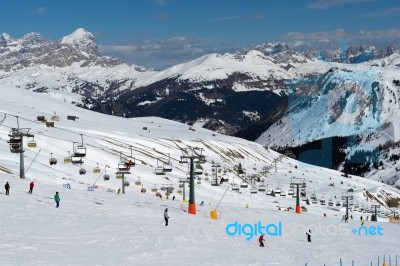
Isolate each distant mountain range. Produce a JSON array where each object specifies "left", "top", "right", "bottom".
[{"left": 1, "top": 28, "right": 400, "bottom": 182}]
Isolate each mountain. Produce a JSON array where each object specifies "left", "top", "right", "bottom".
[
  {"left": 254, "top": 53, "right": 400, "bottom": 183},
  {"left": 1, "top": 83, "right": 400, "bottom": 265}
]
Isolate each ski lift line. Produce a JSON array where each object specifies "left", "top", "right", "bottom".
[
  {"left": 24, "top": 149, "right": 41, "bottom": 175},
  {"left": 0, "top": 112, "right": 193, "bottom": 158}
]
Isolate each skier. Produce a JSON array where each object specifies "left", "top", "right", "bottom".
[
  {"left": 29, "top": 181, "right": 34, "bottom": 194},
  {"left": 172, "top": 196, "right": 175, "bottom": 201},
  {"left": 366, "top": 216, "right": 369, "bottom": 221},
  {"left": 350, "top": 214, "right": 353, "bottom": 220},
  {"left": 164, "top": 208, "right": 169, "bottom": 226},
  {"left": 54, "top": 192, "right": 60, "bottom": 208},
  {"left": 306, "top": 230, "right": 312, "bottom": 242},
  {"left": 259, "top": 235, "right": 265, "bottom": 247},
  {"left": 345, "top": 215, "right": 348, "bottom": 223},
  {"left": 124, "top": 160, "right": 134, "bottom": 170},
  {"left": 323, "top": 213, "right": 326, "bottom": 218},
  {"left": 5, "top": 181, "right": 10, "bottom": 195}
]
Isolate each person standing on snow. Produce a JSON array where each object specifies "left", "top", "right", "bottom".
[
  {"left": 164, "top": 208, "right": 169, "bottom": 226},
  {"left": 29, "top": 181, "right": 34, "bottom": 194},
  {"left": 54, "top": 192, "right": 60, "bottom": 208},
  {"left": 5, "top": 181, "right": 10, "bottom": 195},
  {"left": 306, "top": 230, "right": 312, "bottom": 242},
  {"left": 259, "top": 235, "right": 265, "bottom": 247}
]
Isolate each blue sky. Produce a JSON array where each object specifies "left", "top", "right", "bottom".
[{"left": 1, "top": 0, "right": 399, "bottom": 69}]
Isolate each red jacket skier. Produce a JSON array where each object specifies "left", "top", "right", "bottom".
[
  {"left": 259, "top": 235, "right": 265, "bottom": 247},
  {"left": 29, "top": 181, "right": 34, "bottom": 194}
]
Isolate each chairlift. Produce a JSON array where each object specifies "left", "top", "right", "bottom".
[
  {"left": 163, "top": 154, "right": 173, "bottom": 172},
  {"left": 274, "top": 186, "right": 281, "bottom": 194},
  {"left": 71, "top": 155, "right": 84, "bottom": 164},
  {"left": 79, "top": 168, "right": 86, "bottom": 175},
  {"left": 154, "top": 159, "right": 165, "bottom": 175},
  {"left": 116, "top": 174, "right": 123, "bottom": 179},
  {"left": 288, "top": 188, "right": 295, "bottom": 195},
  {"left": 45, "top": 121, "right": 54, "bottom": 127},
  {"left": 124, "top": 181, "right": 130, "bottom": 187},
  {"left": 205, "top": 177, "right": 209, "bottom": 181},
  {"left": 197, "top": 180, "right": 201, "bottom": 185},
  {"left": 135, "top": 178, "right": 141, "bottom": 186},
  {"left": 103, "top": 171, "right": 110, "bottom": 181},
  {"left": 258, "top": 184, "right": 266, "bottom": 192},
  {"left": 280, "top": 190, "right": 286, "bottom": 197},
  {"left": 320, "top": 195, "right": 326, "bottom": 205},
  {"left": 8, "top": 130, "right": 23, "bottom": 153},
  {"left": 64, "top": 151, "right": 72, "bottom": 163},
  {"left": 93, "top": 163, "right": 101, "bottom": 174},
  {"left": 177, "top": 188, "right": 182, "bottom": 194},
  {"left": 27, "top": 137, "right": 37, "bottom": 148},
  {"left": 312, "top": 198, "right": 318, "bottom": 204},
  {"left": 250, "top": 186, "right": 258, "bottom": 194},
  {"left": 49, "top": 153, "right": 57, "bottom": 165},
  {"left": 232, "top": 184, "right": 240, "bottom": 191},
  {"left": 118, "top": 162, "right": 130, "bottom": 173},
  {"left": 328, "top": 198, "right": 334, "bottom": 207},
  {"left": 37, "top": 116, "right": 46, "bottom": 122},
  {"left": 51, "top": 115, "right": 60, "bottom": 121},
  {"left": 336, "top": 200, "right": 342, "bottom": 207},
  {"left": 240, "top": 182, "right": 249, "bottom": 188},
  {"left": 266, "top": 189, "right": 272, "bottom": 195},
  {"left": 151, "top": 185, "right": 158, "bottom": 192}
]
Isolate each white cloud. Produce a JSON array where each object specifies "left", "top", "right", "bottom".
[
  {"left": 307, "top": 0, "right": 377, "bottom": 9},
  {"left": 99, "top": 36, "right": 222, "bottom": 69},
  {"left": 359, "top": 6, "right": 400, "bottom": 17},
  {"left": 31, "top": 7, "right": 47, "bottom": 15},
  {"left": 280, "top": 28, "right": 400, "bottom": 50},
  {"left": 207, "top": 16, "right": 240, "bottom": 22},
  {"left": 280, "top": 28, "right": 400, "bottom": 40}
]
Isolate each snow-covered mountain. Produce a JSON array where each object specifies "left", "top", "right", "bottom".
[
  {"left": 255, "top": 53, "right": 400, "bottom": 184},
  {"left": 1, "top": 84, "right": 400, "bottom": 265}
]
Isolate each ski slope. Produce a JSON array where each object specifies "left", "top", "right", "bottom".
[{"left": 0, "top": 85, "right": 399, "bottom": 265}]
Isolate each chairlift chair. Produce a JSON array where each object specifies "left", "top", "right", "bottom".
[
  {"left": 177, "top": 188, "right": 182, "bottom": 194},
  {"left": 37, "top": 116, "right": 46, "bottom": 122},
  {"left": 320, "top": 197, "right": 326, "bottom": 205},
  {"left": 250, "top": 186, "right": 258, "bottom": 194},
  {"left": 49, "top": 153, "right": 57, "bottom": 165},
  {"left": 240, "top": 182, "right": 249, "bottom": 188},
  {"left": 232, "top": 184, "right": 240, "bottom": 191},
  {"left": 258, "top": 184, "right": 266, "bottom": 192},
  {"left": 103, "top": 174, "right": 110, "bottom": 181},
  {"left": 274, "top": 187, "right": 281, "bottom": 194},
  {"left": 79, "top": 168, "right": 86, "bottom": 175},
  {"left": 73, "top": 142, "right": 86, "bottom": 157},
  {"left": 280, "top": 190, "right": 286, "bottom": 197},
  {"left": 163, "top": 154, "right": 173, "bottom": 172},
  {"left": 71, "top": 155, "right": 84, "bottom": 164},
  {"left": 328, "top": 198, "right": 334, "bottom": 207},
  {"left": 266, "top": 189, "right": 272, "bottom": 195},
  {"left": 64, "top": 151, "right": 72, "bottom": 163},
  {"left": 194, "top": 169, "right": 203, "bottom": 175},
  {"left": 135, "top": 178, "right": 142, "bottom": 186},
  {"left": 45, "top": 121, "right": 54, "bottom": 127},
  {"left": 312, "top": 198, "right": 318, "bottom": 204},
  {"left": 124, "top": 181, "right": 130, "bottom": 187},
  {"left": 93, "top": 163, "right": 101, "bottom": 174},
  {"left": 155, "top": 167, "right": 164, "bottom": 175},
  {"left": 27, "top": 138, "right": 37, "bottom": 148},
  {"left": 116, "top": 174, "right": 123, "bottom": 179},
  {"left": 51, "top": 115, "right": 60, "bottom": 121},
  {"left": 288, "top": 188, "right": 295, "bottom": 195},
  {"left": 151, "top": 185, "right": 158, "bottom": 192}
]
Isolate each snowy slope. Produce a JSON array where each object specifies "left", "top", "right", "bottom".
[{"left": 0, "top": 85, "right": 399, "bottom": 265}]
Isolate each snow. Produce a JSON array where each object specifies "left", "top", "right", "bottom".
[
  {"left": 0, "top": 84, "right": 399, "bottom": 265},
  {"left": 61, "top": 28, "right": 95, "bottom": 47}
]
